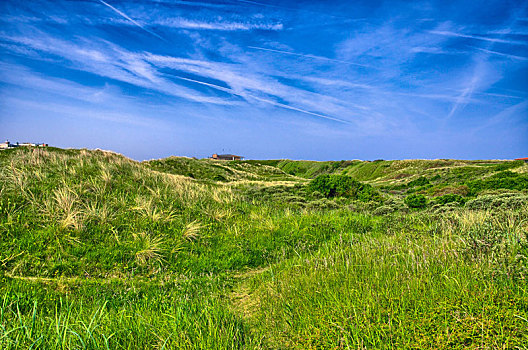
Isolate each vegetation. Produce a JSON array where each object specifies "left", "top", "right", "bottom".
[
  {"left": 1, "top": 147, "right": 527, "bottom": 349},
  {"left": 308, "top": 174, "right": 381, "bottom": 201},
  {"left": 466, "top": 170, "right": 528, "bottom": 194},
  {"left": 404, "top": 193, "right": 428, "bottom": 208}
]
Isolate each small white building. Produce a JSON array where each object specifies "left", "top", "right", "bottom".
[
  {"left": 0, "top": 141, "right": 12, "bottom": 149},
  {"left": 0, "top": 141, "right": 48, "bottom": 149}
]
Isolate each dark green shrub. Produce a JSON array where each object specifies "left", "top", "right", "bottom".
[
  {"left": 431, "top": 202, "right": 460, "bottom": 214},
  {"left": 493, "top": 160, "right": 523, "bottom": 171},
  {"left": 434, "top": 194, "right": 466, "bottom": 205},
  {"left": 308, "top": 175, "right": 381, "bottom": 201},
  {"left": 357, "top": 185, "right": 382, "bottom": 202},
  {"left": 404, "top": 194, "right": 428, "bottom": 208},
  {"left": 408, "top": 176, "right": 430, "bottom": 187},
  {"left": 430, "top": 174, "right": 441, "bottom": 181},
  {"left": 466, "top": 171, "right": 528, "bottom": 194}
]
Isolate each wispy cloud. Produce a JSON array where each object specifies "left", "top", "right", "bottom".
[
  {"left": 156, "top": 18, "right": 283, "bottom": 31},
  {"left": 98, "top": 0, "right": 166, "bottom": 41},
  {"left": 445, "top": 61, "right": 484, "bottom": 122},
  {"left": 147, "top": 51, "right": 373, "bottom": 117},
  {"left": 472, "top": 47, "right": 528, "bottom": 60},
  {"left": 249, "top": 95, "right": 352, "bottom": 124},
  {"left": 429, "top": 30, "right": 528, "bottom": 46},
  {"left": 248, "top": 46, "right": 370, "bottom": 68},
  {"left": 2, "top": 27, "right": 358, "bottom": 124},
  {"left": 158, "top": 61, "right": 351, "bottom": 123},
  {"left": 297, "top": 76, "right": 375, "bottom": 91},
  {"left": 1, "top": 31, "right": 240, "bottom": 105}
]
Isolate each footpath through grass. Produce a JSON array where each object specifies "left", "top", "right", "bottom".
[{"left": 0, "top": 147, "right": 527, "bottom": 349}]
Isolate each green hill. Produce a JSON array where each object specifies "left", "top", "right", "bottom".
[
  {"left": 1, "top": 147, "right": 527, "bottom": 349},
  {"left": 144, "top": 156, "right": 295, "bottom": 182}
]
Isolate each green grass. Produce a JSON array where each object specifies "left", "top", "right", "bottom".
[
  {"left": 248, "top": 210, "right": 528, "bottom": 348},
  {"left": 1, "top": 147, "right": 527, "bottom": 349},
  {"left": 144, "top": 156, "right": 294, "bottom": 182}
]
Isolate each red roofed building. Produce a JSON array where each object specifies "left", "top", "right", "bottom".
[
  {"left": 515, "top": 157, "right": 528, "bottom": 163},
  {"left": 210, "top": 153, "right": 244, "bottom": 161}
]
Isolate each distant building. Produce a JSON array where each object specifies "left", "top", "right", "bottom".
[
  {"left": 515, "top": 157, "right": 528, "bottom": 163},
  {"left": 0, "top": 140, "right": 48, "bottom": 149},
  {"left": 210, "top": 153, "right": 244, "bottom": 161},
  {"left": 19, "top": 142, "right": 48, "bottom": 147},
  {"left": 0, "top": 141, "right": 11, "bottom": 149}
]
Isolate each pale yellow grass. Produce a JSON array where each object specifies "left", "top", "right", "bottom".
[
  {"left": 133, "top": 232, "right": 166, "bottom": 265},
  {"left": 182, "top": 220, "right": 202, "bottom": 241}
]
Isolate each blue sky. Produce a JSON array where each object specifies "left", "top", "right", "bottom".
[{"left": 0, "top": 0, "right": 527, "bottom": 160}]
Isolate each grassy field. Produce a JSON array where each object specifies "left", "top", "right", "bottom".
[{"left": 1, "top": 147, "right": 527, "bottom": 349}]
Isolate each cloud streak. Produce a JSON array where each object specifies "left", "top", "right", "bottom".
[
  {"left": 429, "top": 30, "right": 528, "bottom": 46},
  {"left": 472, "top": 47, "right": 528, "bottom": 61},
  {"left": 98, "top": 0, "right": 166, "bottom": 41},
  {"left": 248, "top": 46, "right": 370, "bottom": 68},
  {"left": 156, "top": 18, "right": 283, "bottom": 31},
  {"left": 165, "top": 72, "right": 350, "bottom": 124}
]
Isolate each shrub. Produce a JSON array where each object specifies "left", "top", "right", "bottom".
[
  {"left": 404, "top": 194, "right": 428, "bottom": 208},
  {"left": 372, "top": 204, "right": 403, "bottom": 215},
  {"left": 430, "top": 202, "right": 460, "bottom": 214},
  {"left": 465, "top": 193, "right": 528, "bottom": 210},
  {"left": 493, "top": 160, "right": 523, "bottom": 171},
  {"left": 434, "top": 194, "right": 466, "bottom": 205},
  {"left": 466, "top": 171, "right": 528, "bottom": 194},
  {"left": 305, "top": 198, "right": 340, "bottom": 210},
  {"left": 308, "top": 175, "right": 381, "bottom": 201},
  {"left": 407, "top": 176, "right": 430, "bottom": 187},
  {"left": 310, "top": 190, "right": 324, "bottom": 200}
]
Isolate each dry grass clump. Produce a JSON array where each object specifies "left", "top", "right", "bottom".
[
  {"left": 206, "top": 207, "right": 233, "bottom": 222},
  {"left": 157, "top": 172, "right": 209, "bottom": 204},
  {"left": 211, "top": 186, "right": 235, "bottom": 204},
  {"left": 48, "top": 186, "right": 83, "bottom": 230},
  {"left": 182, "top": 220, "right": 202, "bottom": 242},
  {"left": 132, "top": 196, "right": 178, "bottom": 223},
  {"left": 100, "top": 166, "right": 113, "bottom": 188},
  {"left": 84, "top": 202, "right": 112, "bottom": 224},
  {"left": 133, "top": 232, "right": 166, "bottom": 265}
]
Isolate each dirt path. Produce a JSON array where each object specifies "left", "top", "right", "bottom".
[{"left": 229, "top": 267, "right": 269, "bottom": 321}]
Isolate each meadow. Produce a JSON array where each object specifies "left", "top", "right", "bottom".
[{"left": 1, "top": 147, "right": 527, "bottom": 349}]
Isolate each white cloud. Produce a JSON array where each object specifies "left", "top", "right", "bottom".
[
  {"left": 428, "top": 30, "right": 528, "bottom": 46},
  {"left": 156, "top": 18, "right": 283, "bottom": 31}
]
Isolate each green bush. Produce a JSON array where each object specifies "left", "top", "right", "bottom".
[
  {"left": 372, "top": 204, "right": 404, "bottom": 215},
  {"left": 434, "top": 194, "right": 466, "bottom": 205},
  {"left": 308, "top": 175, "right": 381, "bottom": 201},
  {"left": 466, "top": 171, "right": 528, "bottom": 194},
  {"left": 305, "top": 198, "right": 340, "bottom": 210},
  {"left": 493, "top": 160, "right": 523, "bottom": 171},
  {"left": 408, "top": 176, "right": 430, "bottom": 187},
  {"left": 465, "top": 193, "right": 528, "bottom": 210},
  {"left": 404, "top": 194, "right": 428, "bottom": 208},
  {"left": 430, "top": 202, "right": 460, "bottom": 214}
]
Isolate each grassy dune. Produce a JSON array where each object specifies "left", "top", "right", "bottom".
[{"left": 1, "top": 147, "right": 527, "bottom": 349}]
